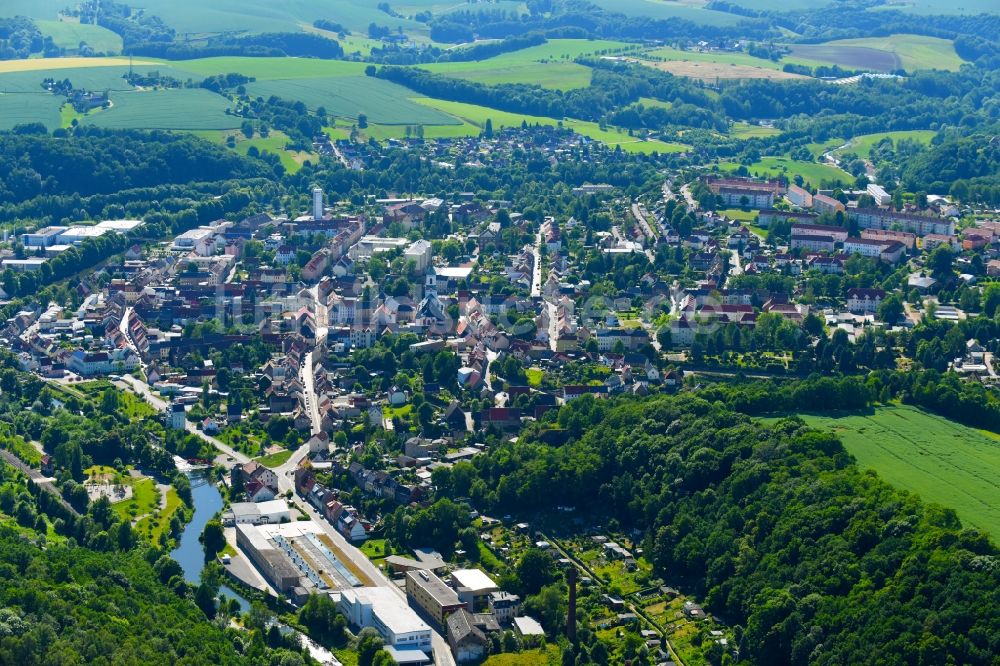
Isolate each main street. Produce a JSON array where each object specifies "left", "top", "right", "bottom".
[{"left": 530, "top": 230, "right": 543, "bottom": 298}]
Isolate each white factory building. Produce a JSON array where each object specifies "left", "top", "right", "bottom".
[{"left": 338, "top": 587, "right": 432, "bottom": 655}]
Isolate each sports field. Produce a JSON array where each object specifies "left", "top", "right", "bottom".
[
  {"left": 785, "top": 34, "right": 965, "bottom": 72},
  {"left": 35, "top": 20, "right": 123, "bottom": 54},
  {"left": 80, "top": 89, "right": 240, "bottom": 130},
  {"left": 245, "top": 76, "right": 460, "bottom": 125},
  {"left": 795, "top": 406, "right": 1000, "bottom": 541}
]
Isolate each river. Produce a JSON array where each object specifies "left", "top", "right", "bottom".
[{"left": 170, "top": 472, "right": 250, "bottom": 612}]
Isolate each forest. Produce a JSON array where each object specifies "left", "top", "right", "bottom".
[
  {"left": 439, "top": 391, "right": 1000, "bottom": 665},
  {"left": 0, "top": 128, "right": 269, "bottom": 204}
]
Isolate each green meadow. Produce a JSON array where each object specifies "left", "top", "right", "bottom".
[
  {"left": 833, "top": 130, "right": 938, "bottom": 158},
  {"left": 721, "top": 156, "right": 853, "bottom": 186},
  {"left": 35, "top": 20, "right": 123, "bottom": 54},
  {"left": 789, "top": 406, "right": 1000, "bottom": 542}
]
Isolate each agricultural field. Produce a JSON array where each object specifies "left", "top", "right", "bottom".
[
  {"left": 873, "top": 0, "right": 999, "bottom": 15},
  {"left": 589, "top": 0, "right": 742, "bottom": 25},
  {"left": 244, "top": 76, "right": 459, "bottom": 125},
  {"left": 35, "top": 20, "right": 123, "bottom": 54},
  {"left": 170, "top": 57, "right": 366, "bottom": 81},
  {"left": 791, "top": 405, "right": 1000, "bottom": 541},
  {"left": 784, "top": 34, "right": 965, "bottom": 72},
  {"left": 19, "top": 0, "right": 428, "bottom": 37},
  {"left": 0, "top": 93, "right": 63, "bottom": 131},
  {"left": 721, "top": 156, "right": 853, "bottom": 187},
  {"left": 424, "top": 39, "right": 635, "bottom": 90},
  {"left": 0, "top": 65, "right": 196, "bottom": 93},
  {"left": 641, "top": 58, "right": 805, "bottom": 81},
  {"left": 640, "top": 46, "right": 805, "bottom": 81},
  {"left": 80, "top": 89, "right": 240, "bottom": 130},
  {"left": 0, "top": 57, "right": 160, "bottom": 75},
  {"left": 833, "top": 129, "right": 938, "bottom": 158},
  {"left": 413, "top": 98, "right": 690, "bottom": 154}
]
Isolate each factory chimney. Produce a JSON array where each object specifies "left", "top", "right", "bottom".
[{"left": 566, "top": 567, "right": 577, "bottom": 644}]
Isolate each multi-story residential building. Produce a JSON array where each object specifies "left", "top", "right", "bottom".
[
  {"left": 867, "top": 184, "right": 892, "bottom": 206},
  {"left": 786, "top": 184, "right": 813, "bottom": 208},
  {"left": 812, "top": 194, "right": 846, "bottom": 215},
  {"left": 847, "top": 288, "right": 885, "bottom": 314},
  {"left": 791, "top": 223, "right": 849, "bottom": 243},
  {"left": 860, "top": 228, "right": 916, "bottom": 250},
  {"left": 848, "top": 208, "right": 955, "bottom": 237}
]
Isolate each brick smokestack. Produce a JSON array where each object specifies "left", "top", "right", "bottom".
[{"left": 566, "top": 567, "right": 577, "bottom": 644}]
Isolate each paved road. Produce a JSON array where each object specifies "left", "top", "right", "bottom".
[
  {"left": 679, "top": 183, "right": 699, "bottom": 211},
  {"left": 727, "top": 246, "right": 743, "bottom": 280},
  {"left": 300, "top": 351, "right": 322, "bottom": 436},
  {"left": 530, "top": 231, "right": 543, "bottom": 298}
]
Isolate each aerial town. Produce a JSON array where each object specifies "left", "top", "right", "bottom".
[{"left": 2, "top": 121, "right": 997, "bottom": 665}]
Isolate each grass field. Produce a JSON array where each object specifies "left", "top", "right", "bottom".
[
  {"left": 81, "top": 89, "right": 239, "bottom": 130},
  {"left": 113, "top": 477, "right": 159, "bottom": 523},
  {"left": 833, "top": 129, "right": 937, "bottom": 158},
  {"left": 731, "top": 121, "right": 782, "bottom": 139},
  {"left": 483, "top": 646, "right": 561, "bottom": 666},
  {"left": 805, "top": 137, "right": 847, "bottom": 158},
  {"left": 721, "top": 156, "right": 853, "bottom": 187},
  {"left": 793, "top": 405, "right": 1000, "bottom": 541},
  {"left": 245, "top": 76, "right": 460, "bottom": 125},
  {"left": 719, "top": 208, "right": 759, "bottom": 222},
  {"left": 230, "top": 130, "right": 314, "bottom": 173},
  {"left": 413, "top": 98, "right": 690, "bottom": 154},
  {"left": 35, "top": 20, "right": 123, "bottom": 55},
  {"left": 785, "top": 34, "right": 965, "bottom": 72},
  {"left": 254, "top": 449, "right": 293, "bottom": 468},
  {"left": 359, "top": 120, "right": 480, "bottom": 141},
  {"left": 0, "top": 93, "right": 63, "bottom": 130}
]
